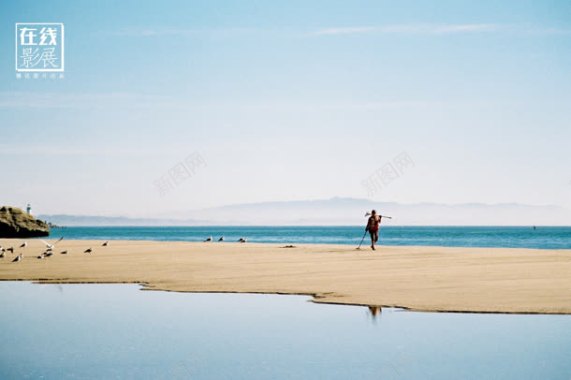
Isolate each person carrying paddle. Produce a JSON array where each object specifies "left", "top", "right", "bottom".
[{"left": 365, "top": 210, "right": 383, "bottom": 250}]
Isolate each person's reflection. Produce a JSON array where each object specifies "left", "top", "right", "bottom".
[{"left": 368, "top": 306, "right": 382, "bottom": 319}]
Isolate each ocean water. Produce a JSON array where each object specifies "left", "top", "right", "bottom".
[
  {"left": 0, "top": 282, "right": 570, "bottom": 380},
  {"left": 46, "top": 226, "right": 571, "bottom": 249}
]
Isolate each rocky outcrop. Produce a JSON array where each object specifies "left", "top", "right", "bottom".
[{"left": 0, "top": 206, "right": 50, "bottom": 238}]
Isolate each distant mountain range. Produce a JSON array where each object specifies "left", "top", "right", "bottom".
[{"left": 39, "top": 197, "right": 571, "bottom": 226}]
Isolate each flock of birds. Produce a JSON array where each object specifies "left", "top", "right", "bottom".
[
  {"left": 0, "top": 237, "right": 110, "bottom": 263},
  {"left": 0, "top": 236, "right": 248, "bottom": 263},
  {"left": 204, "top": 236, "right": 247, "bottom": 243}
]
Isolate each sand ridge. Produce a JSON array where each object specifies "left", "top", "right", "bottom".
[{"left": 1, "top": 239, "right": 571, "bottom": 314}]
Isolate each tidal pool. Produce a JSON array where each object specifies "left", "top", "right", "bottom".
[{"left": 1, "top": 282, "right": 570, "bottom": 379}]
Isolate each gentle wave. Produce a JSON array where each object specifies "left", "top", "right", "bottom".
[{"left": 44, "top": 226, "right": 571, "bottom": 249}]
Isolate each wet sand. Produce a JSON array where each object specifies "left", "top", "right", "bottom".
[{"left": 1, "top": 239, "right": 570, "bottom": 314}]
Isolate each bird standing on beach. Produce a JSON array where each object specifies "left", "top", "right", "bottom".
[
  {"left": 12, "top": 254, "right": 23, "bottom": 262},
  {"left": 60, "top": 250, "right": 68, "bottom": 255},
  {"left": 218, "top": 236, "right": 224, "bottom": 242},
  {"left": 102, "top": 241, "right": 109, "bottom": 246},
  {"left": 238, "top": 238, "right": 247, "bottom": 243},
  {"left": 0, "top": 251, "right": 5, "bottom": 259},
  {"left": 19, "top": 242, "right": 27, "bottom": 248},
  {"left": 205, "top": 236, "right": 213, "bottom": 242},
  {"left": 7, "top": 247, "right": 14, "bottom": 254},
  {"left": 84, "top": 248, "right": 92, "bottom": 254}
]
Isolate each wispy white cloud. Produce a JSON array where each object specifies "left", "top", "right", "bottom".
[
  {"left": 0, "top": 91, "right": 564, "bottom": 114},
  {"left": 313, "top": 23, "right": 571, "bottom": 36},
  {"left": 313, "top": 26, "right": 379, "bottom": 36},
  {"left": 0, "top": 143, "right": 150, "bottom": 157},
  {"left": 526, "top": 26, "right": 571, "bottom": 35},
  {"left": 0, "top": 91, "right": 177, "bottom": 109},
  {"left": 106, "top": 24, "right": 571, "bottom": 39},
  {"left": 113, "top": 24, "right": 500, "bottom": 38},
  {"left": 109, "top": 27, "right": 260, "bottom": 38},
  {"left": 0, "top": 91, "right": 444, "bottom": 111},
  {"left": 314, "top": 23, "right": 501, "bottom": 36}
]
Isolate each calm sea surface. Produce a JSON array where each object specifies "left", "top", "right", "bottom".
[
  {"left": 46, "top": 226, "right": 571, "bottom": 249},
  {"left": 0, "top": 282, "right": 570, "bottom": 379}
]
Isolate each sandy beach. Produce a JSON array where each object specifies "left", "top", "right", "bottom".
[{"left": 1, "top": 239, "right": 570, "bottom": 314}]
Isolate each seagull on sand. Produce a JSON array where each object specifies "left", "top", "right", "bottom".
[
  {"left": 102, "top": 241, "right": 109, "bottom": 246},
  {"left": 238, "top": 238, "right": 247, "bottom": 243},
  {"left": 37, "top": 253, "right": 45, "bottom": 260},
  {"left": 19, "top": 242, "right": 27, "bottom": 248},
  {"left": 45, "top": 251, "right": 53, "bottom": 258},
  {"left": 12, "top": 254, "right": 23, "bottom": 263},
  {"left": 0, "top": 251, "right": 5, "bottom": 259},
  {"left": 205, "top": 236, "right": 213, "bottom": 242},
  {"left": 84, "top": 248, "right": 92, "bottom": 254},
  {"left": 7, "top": 247, "right": 14, "bottom": 253},
  {"left": 40, "top": 237, "right": 64, "bottom": 250},
  {"left": 60, "top": 250, "right": 68, "bottom": 255},
  {"left": 218, "top": 236, "right": 224, "bottom": 241}
]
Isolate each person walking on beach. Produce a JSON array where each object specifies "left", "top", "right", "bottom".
[{"left": 365, "top": 210, "right": 383, "bottom": 250}]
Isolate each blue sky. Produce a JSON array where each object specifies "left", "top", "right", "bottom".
[{"left": 1, "top": 0, "right": 570, "bottom": 217}]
